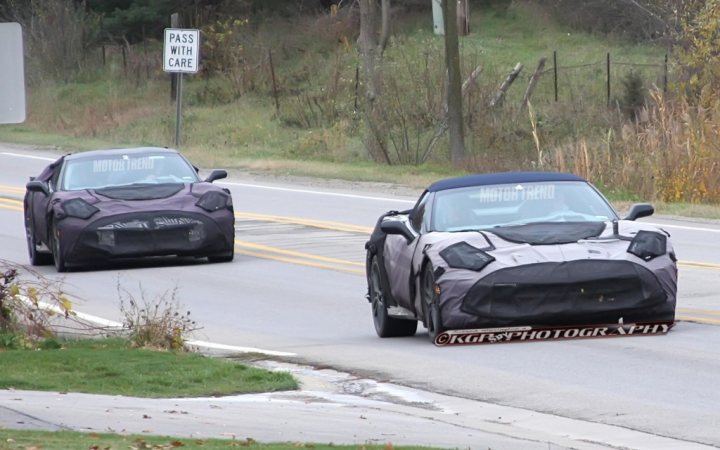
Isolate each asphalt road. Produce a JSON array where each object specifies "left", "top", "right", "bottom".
[{"left": 1, "top": 145, "right": 719, "bottom": 448}]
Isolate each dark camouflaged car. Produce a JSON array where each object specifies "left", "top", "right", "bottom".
[
  {"left": 24, "top": 147, "right": 235, "bottom": 272},
  {"left": 365, "top": 172, "right": 677, "bottom": 345}
]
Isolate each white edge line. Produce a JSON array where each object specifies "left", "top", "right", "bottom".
[
  {"left": 0, "top": 152, "right": 56, "bottom": 162},
  {"left": 32, "top": 300, "right": 295, "bottom": 357},
  {"left": 218, "top": 181, "right": 416, "bottom": 204},
  {"left": 645, "top": 222, "right": 720, "bottom": 233},
  {"left": 185, "top": 340, "right": 296, "bottom": 357}
]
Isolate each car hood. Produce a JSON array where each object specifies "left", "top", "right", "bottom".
[
  {"left": 53, "top": 182, "right": 228, "bottom": 214},
  {"left": 420, "top": 220, "right": 674, "bottom": 269}
]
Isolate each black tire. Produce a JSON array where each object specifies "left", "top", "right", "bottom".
[
  {"left": 50, "top": 223, "right": 68, "bottom": 273},
  {"left": 26, "top": 221, "right": 52, "bottom": 266},
  {"left": 208, "top": 248, "right": 234, "bottom": 263},
  {"left": 369, "top": 256, "right": 417, "bottom": 338},
  {"left": 422, "top": 263, "right": 445, "bottom": 342}
]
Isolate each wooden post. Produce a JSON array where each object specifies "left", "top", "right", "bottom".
[
  {"left": 354, "top": 65, "right": 360, "bottom": 112},
  {"left": 553, "top": 50, "right": 558, "bottom": 102},
  {"left": 606, "top": 52, "right": 611, "bottom": 107},
  {"left": 663, "top": 53, "right": 668, "bottom": 93},
  {"left": 269, "top": 50, "right": 279, "bottom": 113},
  {"left": 490, "top": 62, "right": 523, "bottom": 108},
  {"left": 521, "top": 57, "right": 547, "bottom": 110},
  {"left": 456, "top": 0, "right": 469, "bottom": 36},
  {"left": 170, "top": 13, "right": 179, "bottom": 102}
]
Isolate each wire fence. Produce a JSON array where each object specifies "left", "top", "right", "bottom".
[{"left": 527, "top": 50, "right": 668, "bottom": 108}]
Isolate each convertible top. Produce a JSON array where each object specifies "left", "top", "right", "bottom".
[{"left": 428, "top": 172, "right": 586, "bottom": 192}]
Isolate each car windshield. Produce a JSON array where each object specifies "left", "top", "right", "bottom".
[
  {"left": 59, "top": 153, "right": 200, "bottom": 190},
  {"left": 432, "top": 181, "right": 617, "bottom": 232}
]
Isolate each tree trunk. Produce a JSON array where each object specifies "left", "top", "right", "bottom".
[
  {"left": 359, "top": 0, "right": 391, "bottom": 164},
  {"left": 442, "top": 0, "right": 466, "bottom": 165}
]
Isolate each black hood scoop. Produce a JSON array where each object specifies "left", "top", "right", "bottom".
[
  {"left": 488, "top": 222, "right": 607, "bottom": 245},
  {"left": 95, "top": 183, "right": 184, "bottom": 200}
]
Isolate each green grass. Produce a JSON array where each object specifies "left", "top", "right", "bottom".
[
  {"left": 0, "top": 430, "right": 443, "bottom": 450},
  {"left": 0, "top": 338, "right": 297, "bottom": 398}
]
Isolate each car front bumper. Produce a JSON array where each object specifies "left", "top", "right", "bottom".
[
  {"left": 450, "top": 260, "right": 675, "bottom": 329},
  {"left": 61, "top": 211, "right": 234, "bottom": 264}
]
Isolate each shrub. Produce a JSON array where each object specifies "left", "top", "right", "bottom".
[
  {"left": 118, "top": 281, "right": 200, "bottom": 351},
  {"left": 0, "top": 262, "right": 79, "bottom": 349}
]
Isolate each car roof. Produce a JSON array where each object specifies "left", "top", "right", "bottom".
[
  {"left": 64, "top": 147, "right": 179, "bottom": 161},
  {"left": 427, "top": 172, "right": 587, "bottom": 192}
]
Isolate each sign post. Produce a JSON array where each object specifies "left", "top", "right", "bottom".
[
  {"left": 163, "top": 28, "right": 199, "bottom": 147},
  {"left": 0, "top": 22, "right": 26, "bottom": 124}
]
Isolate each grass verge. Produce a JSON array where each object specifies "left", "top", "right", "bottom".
[
  {"left": 0, "top": 338, "right": 297, "bottom": 398},
  {"left": 0, "top": 431, "right": 441, "bottom": 450}
]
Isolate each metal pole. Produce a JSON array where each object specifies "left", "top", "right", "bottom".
[
  {"left": 663, "top": 53, "right": 668, "bottom": 93},
  {"left": 175, "top": 73, "right": 183, "bottom": 147},
  {"left": 606, "top": 52, "right": 611, "bottom": 107},
  {"left": 170, "top": 13, "right": 179, "bottom": 102}
]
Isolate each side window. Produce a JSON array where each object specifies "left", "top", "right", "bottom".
[{"left": 410, "top": 192, "right": 429, "bottom": 232}]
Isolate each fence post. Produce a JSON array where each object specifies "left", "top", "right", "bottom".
[
  {"left": 553, "top": 50, "right": 558, "bottom": 102},
  {"left": 663, "top": 53, "right": 668, "bottom": 93},
  {"left": 269, "top": 49, "right": 279, "bottom": 114},
  {"left": 354, "top": 65, "right": 359, "bottom": 112},
  {"left": 606, "top": 52, "right": 611, "bottom": 107}
]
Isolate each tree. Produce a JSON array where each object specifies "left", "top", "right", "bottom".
[
  {"left": 358, "top": 0, "right": 392, "bottom": 164},
  {"left": 441, "top": 0, "right": 465, "bottom": 164}
]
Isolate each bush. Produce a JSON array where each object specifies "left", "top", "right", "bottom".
[
  {"left": 0, "top": 263, "right": 77, "bottom": 349},
  {"left": 118, "top": 281, "right": 200, "bottom": 351}
]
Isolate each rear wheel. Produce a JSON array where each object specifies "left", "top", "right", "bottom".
[
  {"left": 50, "top": 223, "right": 68, "bottom": 273},
  {"left": 26, "top": 221, "right": 52, "bottom": 266},
  {"left": 369, "top": 256, "right": 417, "bottom": 338},
  {"left": 422, "top": 263, "right": 445, "bottom": 342}
]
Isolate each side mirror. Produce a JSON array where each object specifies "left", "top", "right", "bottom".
[
  {"left": 380, "top": 219, "right": 415, "bottom": 244},
  {"left": 624, "top": 203, "right": 654, "bottom": 221},
  {"left": 204, "top": 169, "right": 227, "bottom": 183},
  {"left": 26, "top": 180, "right": 50, "bottom": 196}
]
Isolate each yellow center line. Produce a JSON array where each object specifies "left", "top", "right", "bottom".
[
  {"left": 678, "top": 307, "right": 720, "bottom": 316},
  {"left": 0, "top": 184, "right": 25, "bottom": 193},
  {"left": 235, "top": 211, "right": 373, "bottom": 234},
  {"left": 677, "top": 315, "right": 720, "bottom": 326},
  {"left": 0, "top": 198, "right": 23, "bottom": 205},
  {"left": 234, "top": 240, "right": 364, "bottom": 267},
  {"left": 678, "top": 261, "right": 720, "bottom": 270},
  {"left": 235, "top": 247, "right": 365, "bottom": 275}
]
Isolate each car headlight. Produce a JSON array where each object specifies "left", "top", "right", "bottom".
[
  {"left": 627, "top": 230, "right": 667, "bottom": 261},
  {"left": 440, "top": 242, "right": 495, "bottom": 271},
  {"left": 196, "top": 191, "right": 229, "bottom": 212},
  {"left": 61, "top": 198, "right": 99, "bottom": 220}
]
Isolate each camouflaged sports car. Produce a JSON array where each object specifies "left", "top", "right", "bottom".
[
  {"left": 365, "top": 172, "right": 677, "bottom": 345},
  {"left": 24, "top": 147, "right": 235, "bottom": 272}
]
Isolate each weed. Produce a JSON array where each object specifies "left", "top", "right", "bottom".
[
  {"left": 0, "top": 261, "right": 100, "bottom": 349},
  {"left": 117, "top": 280, "right": 200, "bottom": 351}
]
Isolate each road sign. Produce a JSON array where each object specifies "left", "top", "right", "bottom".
[
  {"left": 0, "top": 22, "right": 26, "bottom": 124},
  {"left": 163, "top": 28, "right": 200, "bottom": 73}
]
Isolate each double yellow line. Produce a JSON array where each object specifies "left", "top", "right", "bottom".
[
  {"left": 0, "top": 196, "right": 366, "bottom": 275},
  {"left": 3, "top": 186, "right": 720, "bottom": 325}
]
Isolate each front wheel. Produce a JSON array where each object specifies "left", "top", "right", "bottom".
[
  {"left": 26, "top": 221, "right": 52, "bottom": 266},
  {"left": 422, "top": 263, "right": 445, "bottom": 343},
  {"left": 369, "top": 256, "right": 417, "bottom": 338},
  {"left": 50, "top": 223, "right": 68, "bottom": 273},
  {"left": 208, "top": 248, "right": 234, "bottom": 263}
]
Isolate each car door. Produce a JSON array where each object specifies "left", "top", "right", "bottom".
[{"left": 383, "top": 192, "right": 429, "bottom": 310}]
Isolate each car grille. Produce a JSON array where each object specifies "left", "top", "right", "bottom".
[{"left": 460, "top": 260, "right": 670, "bottom": 327}]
